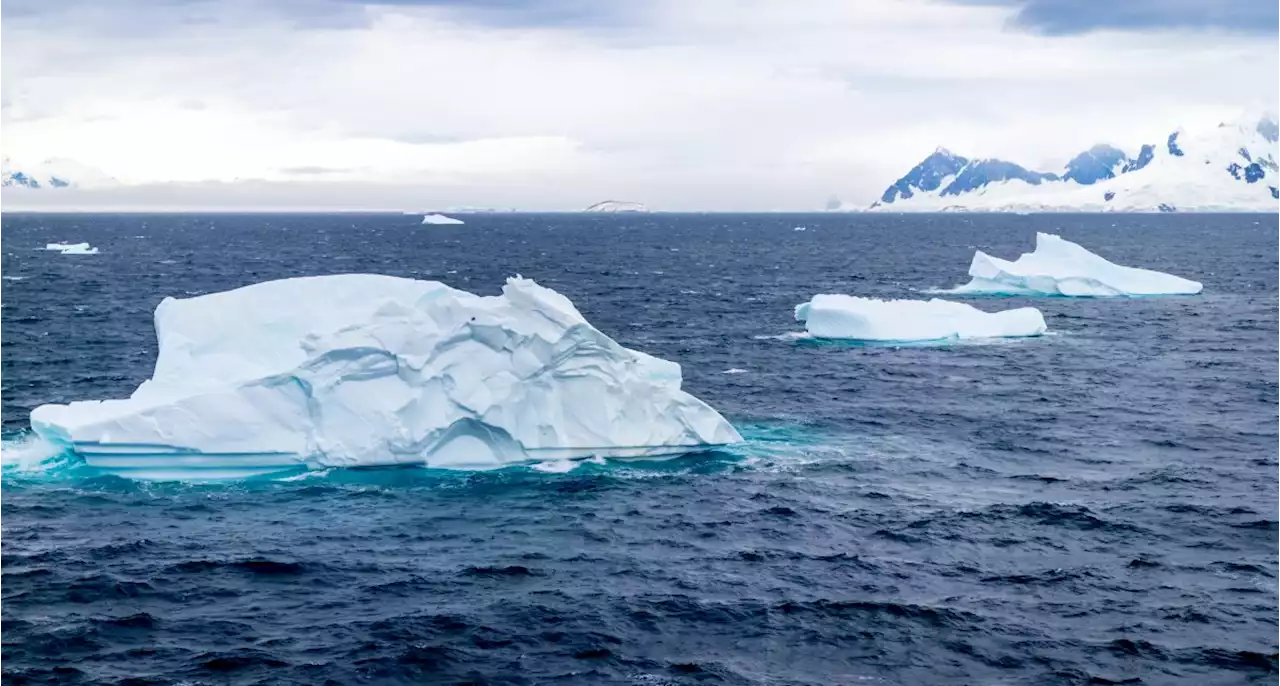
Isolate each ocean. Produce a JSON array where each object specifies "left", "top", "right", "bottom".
[{"left": 2, "top": 212, "right": 1277, "bottom": 685}]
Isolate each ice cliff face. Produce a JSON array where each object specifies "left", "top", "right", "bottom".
[
  {"left": 30, "top": 275, "right": 741, "bottom": 479},
  {"left": 865, "top": 114, "right": 1279, "bottom": 212}
]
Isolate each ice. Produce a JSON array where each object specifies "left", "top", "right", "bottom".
[
  {"left": 30, "top": 275, "right": 741, "bottom": 479},
  {"left": 944, "top": 232, "right": 1202, "bottom": 297},
  {"left": 421, "top": 213, "right": 464, "bottom": 225},
  {"left": 45, "top": 242, "right": 99, "bottom": 255},
  {"left": 795, "top": 295, "right": 1047, "bottom": 342}
]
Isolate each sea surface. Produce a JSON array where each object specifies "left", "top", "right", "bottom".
[{"left": 2, "top": 212, "right": 1277, "bottom": 685}]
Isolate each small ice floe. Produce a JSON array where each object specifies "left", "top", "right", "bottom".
[
  {"left": 422, "top": 213, "right": 465, "bottom": 225},
  {"left": 45, "top": 242, "right": 99, "bottom": 255}
]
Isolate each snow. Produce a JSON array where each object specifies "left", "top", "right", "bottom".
[
  {"left": 795, "top": 295, "right": 1047, "bottom": 342},
  {"left": 29, "top": 275, "right": 741, "bottom": 479},
  {"left": 45, "top": 242, "right": 99, "bottom": 255},
  {"left": 864, "top": 114, "right": 1278, "bottom": 213},
  {"left": 585, "top": 200, "right": 649, "bottom": 213},
  {"left": 2, "top": 156, "right": 117, "bottom": 189},
  {"left": 941, "top": 233, "right": 1202, "bottom": 297},
  {"left": 422, "top": 213, "right": 464, "bottom": 225}
]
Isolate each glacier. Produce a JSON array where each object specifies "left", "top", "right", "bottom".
[
  {"left": 861, "top": 114, "right": 1279, "bottom": 212},
  {"left": 795, "top": 295, "right": 1047, "bottom": 342},
  {"left": 941, "top": 232, "right": 1203, "bottom": 297},
  {"left": 29, "top": 275, "right": 741, "bottom": 480},
  {"left": 421, "top": 213, "right": 464, "bottom": 225},
  {"left": 45, "top": 242, "right": 99, "bottom": 255}
]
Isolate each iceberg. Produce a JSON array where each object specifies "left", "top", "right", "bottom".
[
  {"left": 421, "top": 213, "right": 464, "bottom": 225},
  {"left": 584, "top": 200, "right": 648, "bottom": 213},
  {"left": 795, "top": 295, "right": 1047, "bottom": 342},
  {"left": 945, "top": 232, "right": 1202, "bottom": 297},
  {"left": 30, "top": 275, "right": 741, "bottom": 480},
  {"left": 45, "top": 242, "right": 99, "bottom": 255}
]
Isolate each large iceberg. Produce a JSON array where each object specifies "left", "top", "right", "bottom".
[
  {"left": 30, "top": 275, "right": 741, "bottom": 479},
  {"left": 795, "top": 295, "right": 1046, "bottom": 342},
  {"left": 944, "top": 232, "right": 1202, "bottom": 297}
]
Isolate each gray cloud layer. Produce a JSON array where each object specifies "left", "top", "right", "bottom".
[{"left": 975, "top": 0, "right": 1278, "bottom": 34}]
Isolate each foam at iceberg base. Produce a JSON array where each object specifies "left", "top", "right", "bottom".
[
  {"left": 946, "top": 232, "right": 1202, "bottom": 297},
  {"left": 795, "top": 295, "right": 1047, "bottom": 342},
  {"left": 30, "top": 275, "right": 742, "bottom": 479}
]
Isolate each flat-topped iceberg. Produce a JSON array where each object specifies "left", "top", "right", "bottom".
[
  {"left": 944, "top": 232, "right": 1202, "bottom": 297},
  {"left": 421, "top": 213, "right": 464, "bottom": 225},
  {"left": 46, "top": 242, "right": 99, "bottom": 255},
  {"left": 30, "top": 275, "right": 741, "bottom": 479},
  {"left": 795, "top": 295, "right": 1046, "bottom": 342}
]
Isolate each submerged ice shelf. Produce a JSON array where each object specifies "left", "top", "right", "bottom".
[
  {"left": 30, "top": 275, "right": 741, "bottom": 479},
  {"left": 795, "top": 295, "right": 1047, "bottom": 342},
  {"left": 942, "top": 232, "right": 1202, "bottom": 297}
]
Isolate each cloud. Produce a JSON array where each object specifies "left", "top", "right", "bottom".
[
  {"left": 2, "top": 0, "right": 1276, "bottom": 210},
  {"left": 965, "top": 0, "right": 1279, "bottom": 35}
]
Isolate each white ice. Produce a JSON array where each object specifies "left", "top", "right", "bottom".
[
  {"left": 795, "top": 295, "right": 1047, "bottom": 342},
  {"left": 45, "top": 242, "right": 99, "bottom": 255},
  {"left": 421, "top": 213, "right": 464, "bottom": 225},
  {"left": 30, "top": 275, "right": 741, "bottom": 479},
  {"left": 944, "top": 232, "right": 1202, "bottom": 297}
]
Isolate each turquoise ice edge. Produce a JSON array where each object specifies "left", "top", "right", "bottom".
[{"left": 0, "top": 421, "right": 822, "bottom": 485}]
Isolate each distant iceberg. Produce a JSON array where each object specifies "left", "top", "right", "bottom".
[
  {"left": 943, "top": 232, "right": 1202, "bottom": 297},
  {"left": 45, "top": 242, "right": 99, "bottom": 255},
  {"left": 585, "top": 200, "right": 648, "bottom": 213},
  {"left": 421, "top": 213, "right": 464, "bottom": 225},
  {"left": 795, "top": 295, "right": 1046, "bottom": 342},
  {"left": 30, "top": 275, "right": 741, "bottom": 480}
]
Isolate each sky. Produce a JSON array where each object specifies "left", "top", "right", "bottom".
[{"left": 2, "top": 0, "right": 1277, "bottom": 210}]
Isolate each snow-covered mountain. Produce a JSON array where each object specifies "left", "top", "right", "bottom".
[
  {"left": 1, "top": 157, "right": 117, "bottom": 190},
  {"left": 865, "top": 115, "right": 1278, "bottom": 212}
]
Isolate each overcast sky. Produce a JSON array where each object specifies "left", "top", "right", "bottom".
[{"left": 2, "top": 0, "right": 1277, "bottom": 210}]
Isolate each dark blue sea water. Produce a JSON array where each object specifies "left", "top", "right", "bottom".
[{"left": 2, "top": 212, "right": 1277, "bottom": 685}]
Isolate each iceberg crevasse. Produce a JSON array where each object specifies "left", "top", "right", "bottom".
[
  {"left": 30, "top": 275, "right": 741, "bottom": 479},
  {"left": 946, "top": 232, "right": 1202, "bottom": 296},
  {"left": 795, "top": 295, "right": 1047, "bottom": 342}
]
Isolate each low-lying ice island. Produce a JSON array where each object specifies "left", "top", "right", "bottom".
[
  {"left": 30, "top": 275, "right": 742, "bottom": 480},
  {"left": 795, "top": 295, "right": 1047, "bottom": 343}
]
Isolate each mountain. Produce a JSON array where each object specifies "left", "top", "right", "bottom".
[
  {"left": 1, "top": 157, "right": 117, "bottom": 190},
  {"left": 864, "top": 115, "right": 1279, "bottom": 212}
]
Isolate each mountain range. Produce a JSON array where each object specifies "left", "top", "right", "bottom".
[
  {"left": 1, "top": 157, "right": 117, "bottom": 190},
  {"left": 862, "top": 114, "right": 1278, "bottom": 212}
]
